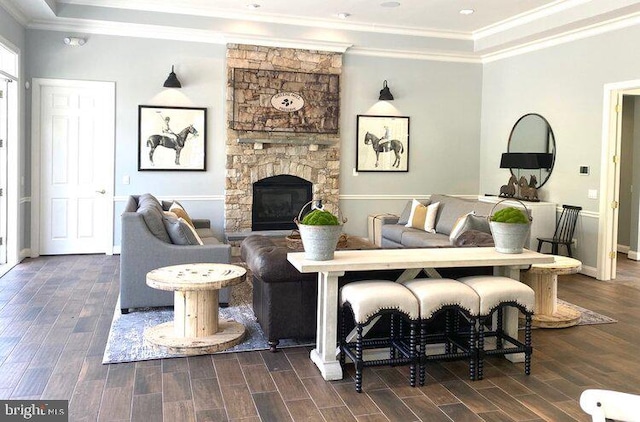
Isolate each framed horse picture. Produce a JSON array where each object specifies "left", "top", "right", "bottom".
[
  {"left": 356, "top": 115, "right": 409, "bottom": 172},
  {"left": 138, "top": 105, "right": 207, "bottom": 171}
]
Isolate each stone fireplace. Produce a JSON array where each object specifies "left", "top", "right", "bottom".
[{"left": 225, "top": 44, "right": 343, "bottom": 234}]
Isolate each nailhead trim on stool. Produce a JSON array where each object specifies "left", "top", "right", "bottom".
[
  {"left": 339, "top": 280, "right": 419, "bottom": 393},
  {"left": 458, "top": 276, "right": 535, "bottom": 380},
  {"left": 402, "top": 278, "right": 481, "bottom": 384}
]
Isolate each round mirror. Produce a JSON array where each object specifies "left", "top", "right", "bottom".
[{"left": 507, "top": 113, "right": 556, "bottom": 189}]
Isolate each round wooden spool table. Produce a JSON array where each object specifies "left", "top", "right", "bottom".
[
  {"left": 521, "top": 255, "right": 582, "bottom": 328},
  {"left": 145, "top": 263, "right": 247, "bottom": 354}
]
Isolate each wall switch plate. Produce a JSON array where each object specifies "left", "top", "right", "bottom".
[
  {"left": 588, "top": 189, "right": 598, "bottom": 199},
  {"left": 122, "top": 175, "right": 130, "bottom": 185}
]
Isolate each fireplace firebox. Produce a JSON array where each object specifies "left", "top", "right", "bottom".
[{"left": 252, "top": 175, "right": 312, "bottom": 231}]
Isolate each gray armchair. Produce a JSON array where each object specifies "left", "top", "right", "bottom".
[{"left": 119, "top": 194, "right": 231, "bottom": 313}]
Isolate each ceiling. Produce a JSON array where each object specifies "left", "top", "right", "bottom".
[{"left": 3, "top": 0, "right": 640, "bottom": 60}]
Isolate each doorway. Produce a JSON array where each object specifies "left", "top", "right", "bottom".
[
  {"left": 0, "top": 38, "right": 19, "bottom": 276},
  {"left": 600, "top": 81, "right": 640, "bottom": 280},
  {"left": 31, "top": 79, "right": 115, "bottom": 256}
]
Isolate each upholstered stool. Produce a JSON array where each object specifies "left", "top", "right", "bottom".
[
  {"left": 402, "top": 278, "right": 480, "bottom": 384},
  {"left": 339, "top": 280, "right": 419, "bottom": 393},
  {"left": 458, "top": 276, "right": 535, "bottom": 380}
]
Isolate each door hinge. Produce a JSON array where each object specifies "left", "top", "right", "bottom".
[
  {"left": 0, "top": 139, "right": 3, "bottom": 148},
  {"left": 610, "top": 251, "right": 616, "bottom": 259},
  {"left": 0, "top": 90, "right": 3, "bottom": 99},
  {"left": 611, "top": 200, "right": 618, "bottom": 209},
  {"left": 0, "top": 237, "right": 3, "bottom": 246},
  {"left": 615, "top": 104, "right": 622, "bottom": 113},
  {"left": 613, "top": 155, "right": 620, "bottom": 163}
]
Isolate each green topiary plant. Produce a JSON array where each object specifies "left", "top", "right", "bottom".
[
  {"left": 490, "top": 207, "right": 529, "bottom": 224},
  {"left": 301, "top": 209, "right": 340, "bottom": 225}
]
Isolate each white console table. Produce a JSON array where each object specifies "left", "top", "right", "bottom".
[{"left": 478, "top": 196, "right": 556, "bottom": 251}]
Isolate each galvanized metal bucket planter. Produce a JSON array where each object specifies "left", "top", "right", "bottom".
[
  {"left": 295, "top": 200, "right": 346, "bottom": 261},
  {"left": 489, "top": 199, "right": 532, "bottom": 254}
]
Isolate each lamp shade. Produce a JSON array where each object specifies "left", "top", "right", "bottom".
[
  {"left": 500, "top": 153, "right": 552, "bottom": 169},
  {"left": 163, "top": 65, "right": 182, "bottom": 88},
  {"left": 379, "top": 80, "right": 394, "bottom": 101}
]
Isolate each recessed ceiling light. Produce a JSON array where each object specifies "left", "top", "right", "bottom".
[
  {"left": 380, "top": 1, "right": 401, "bottom": 8},
  {"left": 246, "top": 3, "right": 260, "bottom": 9},
  {"left": 459, "top": 9, "right": 474, "bottom": 15},
  {"left": 338, "top": 12, "right": 350, "bottom": 19}
]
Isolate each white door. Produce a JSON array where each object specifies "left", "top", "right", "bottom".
[{"left": 32, "top": 79, "right": 115, "bottom": 255}]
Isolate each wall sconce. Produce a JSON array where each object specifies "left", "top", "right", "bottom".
[
  {"left": 378, "top": 80, "right": 394, "bottom": 101},
  {"left": 163, "top": 65, "right": 182, "bottom": 88},
  {"left": 63, "top": 37, "right": 86, "bottom": 47}
]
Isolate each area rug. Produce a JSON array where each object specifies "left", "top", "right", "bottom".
[
  {"left": 557, "top": 299, "right": 617, "bottom": 325},
  {"left": 102, "top": 302, "right": 313, "bottom": 364},
  {"left": 103, "top": 299, "right": 615, "bottom": 364}
]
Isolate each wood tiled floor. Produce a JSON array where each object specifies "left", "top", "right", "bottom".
[{"left": 1, "top": 253, "right": 639, "bottom": 421}]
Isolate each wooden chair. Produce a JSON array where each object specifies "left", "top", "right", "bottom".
[
  {"left": 580, "top": 389, "right": 640, "bottom": 421},
  {"left": 537, "top": 205, "right": 581, "bottom": 257}
]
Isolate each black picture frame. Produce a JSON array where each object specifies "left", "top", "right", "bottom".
[
  {"left": 138, "top": 105, "right": 207, "bottom": 171},
  {"left": 356, "top": 115, "right": 409, "bottom": 172}
]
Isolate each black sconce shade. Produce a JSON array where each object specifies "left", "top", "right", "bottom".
[
  {"left": 163, "top": 65, "right": 182, "bottom": 88},
  {"left": 379, "top": 80, "right": 394, "bottom": 101},
  {"left": 500, "top": 153, "right": 553, "bottom": 169}
]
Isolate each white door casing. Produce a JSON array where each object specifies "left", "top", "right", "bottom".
[
  {"left": 0, "top": 79, "right": 7, "bottom": 265},
  {"left": 31, "top": 79, "right": 115, "bottom": 256}
]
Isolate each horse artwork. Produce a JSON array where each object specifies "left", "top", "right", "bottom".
[
  {"left": 138, "top": 105, "right": 207, "bottom": 171},
  {"left": 363, "top": 132, "right": 404, "bottom": 169},
  {"left": 499, "top": 175, "right": 518, "bottom": 198},
  {"left": 147, "top": 124, "right": 198, "bottom": 166}
]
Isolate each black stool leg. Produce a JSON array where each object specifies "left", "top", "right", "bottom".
[
  {"left": 496, "top": 307, "right": 504, "bottom": 349},
  {"left": 419, "top": 321, "right": 426, "bottom": 386},
  {"left": 355, "top": 324, "right": 363, "bottom": 393},
  {"left": 524, "top": 313, "right": 532, "bottom": 376},
  {"left": 409, "top": 321, "right": 417, "bottom": 387},
  {"left": 339, "top": 307, "right": 346, "bottom": 366},
  {"left": 469, "top": 317, "right": 477, "bottom": 381},
  {"left": 477, "top": 319, "right": 485, "bottom": 381},
  {"left": 390, "top": 313, "right": 396, "bottom": 361}
]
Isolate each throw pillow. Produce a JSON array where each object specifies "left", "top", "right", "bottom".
[
  {"left": 163, "top": 216, "right": 203, "bottom": 245},
  {"left": 398, "top": 199, "right": 429, "bottom": 226},
  {"left": 449, "top": 214, "right": 491, "bottom": 244},
  {"left": 423, "top": 202, "right": 440, "bottom": 233},
  {"left": 405, "top": 199, "right": 428, "bottom": 229},
  {"left": 449, "top": 212, "right": 475, "bottom": 242},
  {"left": 169, "top": 202, "right": 195, "bottom": 228}
]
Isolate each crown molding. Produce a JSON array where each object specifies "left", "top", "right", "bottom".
[
  {"left": 58, "top": 0, "right": 472, "bottom": 41},
  {"left": 473, "top": 0, "right": 589, "bottom": 40},
  {"left": 0, "top": 0, "right": 29, "bottom": 26},
  {"left": 347, "top": 47, "right": 481, "bottom": 64},
  {"left": 28, "top": 17, "right": 352, "bottom": 52},
  {"left": 24, "top": 7, "right": 640, "bottom": 64},
  {"left": 482, "top": 10, "right": 640, "bottom": 63}
]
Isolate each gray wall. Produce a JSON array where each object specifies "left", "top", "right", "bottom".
[
  {"left": 339, "top": 55, "right": 483, "bottom": 236},
  {"left": 23, "top": 30, "right": 484, "bottom": 246},
  {"left": 480, "top": 24, "right": 640, "bottom": 269}
]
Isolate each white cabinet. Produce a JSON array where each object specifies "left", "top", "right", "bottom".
[{"left": 478, "top": 196, "right": 557, "bottom": 251}]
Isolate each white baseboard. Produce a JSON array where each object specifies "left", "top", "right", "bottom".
[
  {"left": 618, "top": 244, "right": 630, "bottom": 254},
  {"left": 112, "top": 246, "right": 121, "bottom": 255},
  {"left": 580, "top": 264, "right": 598, "bottom": 279},
  {"left": 628, "top": 250, "right": 639, "bottom": 261},
  {"left": 20, "top": 249, "right": 31, "bottom": 260}
]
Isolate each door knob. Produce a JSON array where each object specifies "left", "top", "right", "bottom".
[{"left": 96, "top": 189, "right": 106, "bottom": 194}]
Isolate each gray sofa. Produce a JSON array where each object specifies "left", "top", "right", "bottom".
[
  {"left": 119, "top": 194, "right": 231, "bottom": 313},
  {"left": 380, "top": 194, "right": 498, "bottom": 248}
]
